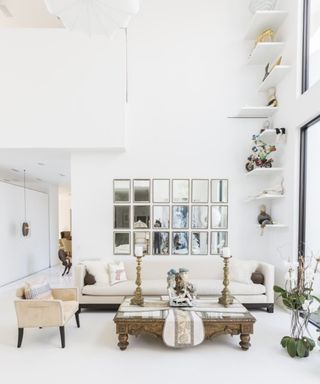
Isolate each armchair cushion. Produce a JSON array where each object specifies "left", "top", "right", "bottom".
[{"left": 24, "top": 279, "right": 53, "bottom": 300}]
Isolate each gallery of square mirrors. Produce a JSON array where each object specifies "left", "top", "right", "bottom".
[{"left": 113, "top": 179, "right": 228, "bottom": 256}]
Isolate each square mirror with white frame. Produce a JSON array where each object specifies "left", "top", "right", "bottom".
[
  {"left": 191, "top": 232, "right": 208, "bottom": 255},
  {"left": 134, "top": 231, "right": 151, "bottom": 255},
  {"left": 192, "top": 179, "right": 209, "bottom": 203},
  {"left": 153, "top": 179, "right": 170, "bottom": 203},
  {"left": 172, "top": 179, "right": 189, "bottom": 203},
  {"left": 133, "top": 179, "right": 150, "bottom": 203},
  {"left": 172, "top": 232, "right": 189, "bottom": 255},
  {"left": 114, "top": 205, "right": 130, "bottom": 229},
  {"left": 113, "top": 232, "right": 131, "bottom": 255},
  {"left": 153, "top": 205, "right": 170, "bottom": 229},
  {"left": 113, "top": 179, "right": 130, "bottom": 203},
  {"left": 153, "top": 231, "right": 169, "bottom": 255},
  {"left": 133, "top": 205, "right": 150, "bottom": 229},
  {"left": 191, "top": 205, "right": 208, "bottom": 229},
  {"left": 211, "top": 205, "right": 228, "bottom": 229},
  {"left": 211, "top": 179, "right": 228, "bottom": 203},
  {"left": 211, "top": 231, "right": 228, "bottom": 255},
  {"left": 172, "top": 205, "right": 189, "bottom": 229}
]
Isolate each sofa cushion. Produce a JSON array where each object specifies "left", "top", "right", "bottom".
[
  {"left": 84, "top": 271, "right": 96, "bottom": 286},
  {"left": 108, "top": 262, "right": 127, "bottom": 285},
  {"left": 230, "top": 259, "right": 258, "bottom": 284},
  {"left": 83, "top": 261, "right": 110, "bottom": 284},
  {"left": 82, "top": 281, "right": 136, "bottom": 296},
  {"left": 82, "top": 279, "right": 266, "bottom": 296}
]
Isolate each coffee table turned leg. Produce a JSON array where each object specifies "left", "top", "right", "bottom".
[
  {"left": 118, "top": 333, "right": 129, "bottom": 351},
  {"left": 239, "top": 334, "right": 251, "bottom": 351}
]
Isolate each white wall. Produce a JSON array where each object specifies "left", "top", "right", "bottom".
[
  {"left": 71, "top": 0, "right": 276, "bottom": 265},
  {"left": 59, "top": 191, "right": 71, "bottom": 234},
  {"left": 0, "top": 182, "right": 50, "bottom": 286},
  {"left": 0, "top": 29, "right": 126, "bottom": 149},
  {"left": 49, "top": 185, "right": 59, "bottom": 267}
]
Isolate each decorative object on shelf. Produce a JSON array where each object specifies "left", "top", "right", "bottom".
[
  {"left": 249, "top": 0, "right": 278, "bottom": 14},
  {"left": 257, "top": 204, "right": 273, "bottom": 234},
  {"left": 218, "top": 247, "right": 234, "bottom": 307},
  {"left": 22, "top": 169, "right": 30, "bottom": 237},
  {"left": 248, "top": 177, "right": 285, "bottom": 200},
  {"left": 167, "top": 268, "right": 196, "bottom": 307},
  {"left": 130, "top": 246, "right": 145, "bottom": 306},
  {"left": 245, "top": 133, "right": 276, "bottom": 172},
  {"left": 266, "top": 87, "right": 278, "bottom": 107},
  {"left": 255, "top": 28, "right": 274, "bottom": 48},
  {"left": 262, "top": 56, "right": 282, "bottom": 82},
  {"left": 274, "top": 253, "right": 320, "bottom": 358}
]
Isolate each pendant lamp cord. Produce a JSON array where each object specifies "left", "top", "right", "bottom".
[
  {"left": 23, "top": 169, "right": 27, "bottom": 222},
  {"left": 125, "top": 27, "right": 128, "bottom": 103}
]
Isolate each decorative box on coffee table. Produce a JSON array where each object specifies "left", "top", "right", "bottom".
[{"left": 113, "top": 297, "right": 256, "bottom": 350}]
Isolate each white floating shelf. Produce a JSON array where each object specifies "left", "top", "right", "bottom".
[
  {"left": 233, "top": 106, "right": 278, "bottom": 118},
  {"left": 246, "top": 168, "right": 284, "bottom": 176},
  {"left": 245, "top": 11, "right": 288, "bottom": 40},
  {"left": 246, "top": 194, "right": 286, "bottom": 202},
  {"left": 258, "top": 65, "right": 291, "bottom": 91},
  {"left": 248, "top": 42, "right": 285, "bottom": 65},
  {"left": 257, "top": 224, "right": 287, "bottom": 228}
]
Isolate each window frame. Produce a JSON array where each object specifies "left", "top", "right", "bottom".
[
  {"left": 298, "top": 114, "right": 320, "bottom": 258},
  {"left": 302, "top": 0, "right": 310, "bottom": 93}
]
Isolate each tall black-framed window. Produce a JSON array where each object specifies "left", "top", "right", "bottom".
[
  {"left": 302, "top": 0, "right": 320, "bottom": 93},
  {"left": 299, "top": 114, "right": 320, "bottom": 256}
]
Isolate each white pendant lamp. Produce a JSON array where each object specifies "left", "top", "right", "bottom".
[
  {"left": 22, "top": 169, "right": 30, "bottom": 237},
  {"left": 44, "top": 0, "right": 141, "bottom": 38}
]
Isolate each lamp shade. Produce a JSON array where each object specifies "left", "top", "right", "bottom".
[{"left": 44, "top": 0, "right": 140, "bottom": 37}]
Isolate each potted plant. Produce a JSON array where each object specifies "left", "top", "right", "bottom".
[{"left": 274, "top": 253, "right": 320, "bottom": 358}]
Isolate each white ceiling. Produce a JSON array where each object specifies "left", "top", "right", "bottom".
[
  {"left": 0, "top": 0, "right": 63, "bottom": 28},
  {"left": 0, "top": 149, "right": 70, "bottom": 192}
]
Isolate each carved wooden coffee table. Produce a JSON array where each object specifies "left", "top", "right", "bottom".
[{"left": 113, "top": 297, "right": 256, "bottom": 350}]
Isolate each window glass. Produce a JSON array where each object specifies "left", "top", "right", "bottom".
[{"left": 307, "top": 0, "right": 320, "bottom": 89}]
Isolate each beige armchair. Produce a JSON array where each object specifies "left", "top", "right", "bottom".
[{"left": 15, "top": 287, "right": 80, "bottom": 348}]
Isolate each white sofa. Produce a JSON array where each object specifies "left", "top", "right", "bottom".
[{"left": 75, "top": 257, "right": 275, "bottom": 312}]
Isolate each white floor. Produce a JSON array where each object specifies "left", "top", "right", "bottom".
[{"left": 0, "top": 267, "right": 320, "bottom": 384}]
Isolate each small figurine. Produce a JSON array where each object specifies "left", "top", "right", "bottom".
[
  {"left": 167, "top": 268, "right": 196, "bottom": 307},
  {"left": 258, "top": 205, "right": 273, "bottom": 235}
]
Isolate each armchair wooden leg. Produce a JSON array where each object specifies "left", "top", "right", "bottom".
[
  {"left": 59, "top": 326, "right": 65, "bottom": 348},
  {"left": 17, "top": 328, "right": 24, "bottom": 348},
  {"left": 62, "top": 266, "right": 67, "bottom": 276},
  {"left": 75, "top": 310, "right": 80, "bottom": 328}
]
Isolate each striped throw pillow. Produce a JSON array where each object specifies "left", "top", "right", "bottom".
[{"left": 24, "top": 279, "right": 53, "bottom": 300}]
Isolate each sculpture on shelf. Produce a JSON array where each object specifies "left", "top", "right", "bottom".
[
  {"left": 258, "top": 205, "right": 273, "bottom": 235},
  {"left": 167, "top": 268, "right": 196, "bottom": 307},
  {"left": 248, "top": 178, "right": 285, "bottom": 200},
  {"left": 245, "top": 135, "right": 276, "bottom": 172}
]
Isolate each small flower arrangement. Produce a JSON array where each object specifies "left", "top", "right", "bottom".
[{"left": 274, "top": 252, "right": 320, "bottom": 358}]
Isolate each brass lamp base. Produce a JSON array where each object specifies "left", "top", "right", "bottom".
[
  {"left": 130, "top": 255, "right": 144, "bottom": 307},
  {"left": 218, "top": 255, "right": 234, "bottom": 307}
]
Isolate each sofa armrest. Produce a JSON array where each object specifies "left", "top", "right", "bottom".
[
  {"left": 52, "top": 288, "right": 78, "bottom": 302},
  {"left": 74, "top": 264, "right": 86, "bottom": 295},
  {"left": 14, "top": 300, "right": 64, "bottom": 328},
  {"left": 256, "top": 262, "right": 275, "bottom": 303}
]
